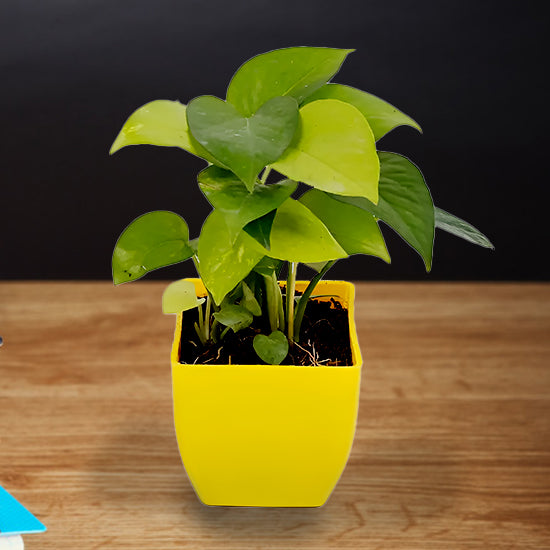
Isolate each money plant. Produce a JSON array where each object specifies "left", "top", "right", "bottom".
[{"left": 111, "top": 47, "right": 493, "bottom": 365}]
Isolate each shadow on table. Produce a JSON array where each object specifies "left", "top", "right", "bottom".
[{"left": 86, "top": 412, "right": 460, "bottom": 544}]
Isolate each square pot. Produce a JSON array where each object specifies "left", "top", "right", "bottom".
[{"left": 171, "top": 279, "right": 362, "bottom": 507}]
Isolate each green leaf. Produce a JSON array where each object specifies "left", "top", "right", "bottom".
[
  {"left": 271, "top": 99, "right": 379, "bottom": 204},
  {"left": 197, "top": 210, "right": 265, "bottom": 305},
  {"left": 227, "top": 47, "right": 353, "bottom": 117},
  {"left": 162, "top": 280, "right": 205, "bottom": 314},
  {"left": 302, "top": 84, "right": 422, "bottom": 141},
  {"left": 253, "top": 330, "right": 289, "bottom": 365},
  {"left": 243, "top": 210, "right": 276, "bottom": 249},
  {"left": 253, "top": 256, "right": 283, "bottom": 277},
  {"left": 109, "top": 100, "right": 216, "bottom": 162},
  {"left": 331, "top": 152, "right": 434, "bottom": 271},
  {"left": 268, "top": 198, "right": 347, "bottom": 263},
  {"left": 213, "top": 303, "right": 253, "bottom": 332},
  {"left": 112, "top": 211, "right": 194, "bottom": 285},
  {"left": 241, "top": 281, "right": 262, "bottom": 316},
  {"left": 435, "top": 207, "right": 494, "bottom": 249},
  {"left": 198, "top": 166, "right": 296, "bottom": 240},
  {"left": 300, "top": 190, "right": 390, "bottom": 263},
  {"left": 187, "top": 95, "right": 299, "bottom": 191}
]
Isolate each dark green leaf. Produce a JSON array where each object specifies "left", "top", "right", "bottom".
[
  {"left": 243, "top": 210, "right": 276, "bottom": 249},
  {"left": 331, "top": 152, "right": 434, "bottom": 271},
  {"left": 227, "top": 47, "right": 353, "bottom": 116},
  {"left": 198, "top": 166, "right": 296, "bottom": 240},
  {"left": 253, "top": 330, "right": 289, "bottom": 364},
  {"left": 187, "top": 95, "right": 299, "bottom": 191},
  {"left": 112, "top": 211, "right": 193, "bottom": 285},
  {"left": 435, "top": 208, "right": 494, "bottom": 249}
]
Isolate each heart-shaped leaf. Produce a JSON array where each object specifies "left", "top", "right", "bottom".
[
  {"left": 213, "top": 304, "right": 253, "bottom": 332},
  {"left": 109, "top": 100, "right": 216, "bottom": 163},
  {"left": 187, "top": 96, "right": 299, "bottom": 191},
  {"left": 271, "top": 99, "right": 379, "bottom": 204},
  {"left": 435, "top": 208, "right": 494, "bottom": 248},
  {"left": 331, "top": 152, "right": 435, "bottom": 271},
  {"left": 197, "top": 210, "right": 265, "bottom": 305},
  {"left": 162, "top": 280, "right": 205, "bottom": 314},
  {"left": 253, "top": 330, "right": 289, "bottom": 365},
  {"left": 227, "top": 47, "right": 353, "bottom": 117},
  {"left": 112, "top": 211, "right": 194, "bottom": 285},
  {"left": 268, "top": 199, "right": 348, "bottom": 263},
  {"left": 198, "top": 166, "right": 296, "bottom": 240},
  {"left": 302, "top": 84, "right": 422, "bottom": 141},
  {"left": 300, "top": 189, "right": 390, "bottom": 263}
]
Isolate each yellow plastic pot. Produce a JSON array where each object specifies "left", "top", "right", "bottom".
[{"left": 171, "top": 279, "right": 362, "bottom": 507}]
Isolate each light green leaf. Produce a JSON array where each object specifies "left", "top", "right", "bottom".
[
  {"left": 197, "top": 210, "right": 265, "bottom": 305},
  {"left": 198, "top": 166, "right": 296, "bottom": 240},
  {"left": 162, "top": 280, "right": 205, "bottom": 314},
  {"left": 300, "top": 189, "right": 390, "bottom": 263},
  {"left": 227, "top": 47, "right": 353, "bottom": 117},
  {"left": 303, "top": 84, "right": 421, "bottom": 141},
  {"left": 112, "top": 211, "right": 194, "bottom": 285},
  {"left": 271, "top": 99, "right": 379, "bottom": 204},
  {"left": 241, "top": 281, "right": 262, "bottom": 316},
  {"left": 435, "top": 208, "right": 494, "bottom": 249},
  {"left": 268, "top": 198, "right": 347, "bottom": 263},
  {"left": 109, "top": 100, "right": 215, "bottom": 162},
  {"left": 253, "top": 330, "right": 289, "bottom": 365},
  {"left": 213, "top": 304, "right": 253, "bottom": 332},
  {"left": 331, "top": 152, "right": 434, "bottom": 271},
  {"left": 187, "top": 95, "right": 299, "bottom": 191}
]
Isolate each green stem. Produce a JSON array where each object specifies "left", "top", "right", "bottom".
[
  {"left": 286, "top": 262, "right": 298, "bottom": 343},
  {"left": 259, "top": 166, "right": 272, "bottom": 184},
  {"left": 204, "top": 293, "right": 211, "bottom": 342},
  {"left": 294, "top": 260, "right": 336, "bottom": 343},
  {"left": 263, "top": 273, "right": 279, "bottom": 332},
  {"left": 276, "top": 277, "right": 285, "bottom": 332}
]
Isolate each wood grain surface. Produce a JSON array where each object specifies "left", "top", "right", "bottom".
[{"left": 1, "top": 282, "right": 549, "bottom": 549}]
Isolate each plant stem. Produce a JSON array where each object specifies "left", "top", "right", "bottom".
[
  {"left": 277, "top": 277, "right": 285, "bottom": 332},
  {"left": 294, "top": 260, "right": 336, "bottom": 343},
  {"left": 204, "top": 293, "right": 211, "bottom": 342},
  {"left": 259, "top": 166, "right": 272, "bottom": 184},
  {"left": 263, "top": 273, "right": 279, "bottom": 332},
  {"left": 286, "top": 262, "right": 298, "bottom": 343}
]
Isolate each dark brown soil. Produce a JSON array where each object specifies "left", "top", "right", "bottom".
[{"left": 179, "top": 297, "right": 352, "bottom": 366}]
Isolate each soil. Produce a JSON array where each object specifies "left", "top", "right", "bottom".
[{"left": 179, "top": 295, "right": 353, "bottom": 366}]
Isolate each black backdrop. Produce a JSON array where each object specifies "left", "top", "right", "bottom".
[{"left": 1, "top": 0, "right": 548, "bottom": 281}]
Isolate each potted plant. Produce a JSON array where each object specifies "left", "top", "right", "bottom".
[{"left": 110, "top": 47, "right": 493, "bottom": 507}]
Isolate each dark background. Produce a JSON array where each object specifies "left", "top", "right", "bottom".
[{"left": 1, "top": 0, "right": 548, "bottom": 281}]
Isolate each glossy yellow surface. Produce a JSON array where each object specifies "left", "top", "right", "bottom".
[{"left": 171, "top": 279, "right": 362, "bottom": 507}]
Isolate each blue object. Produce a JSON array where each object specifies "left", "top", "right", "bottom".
[{"left": 0, "top": 487, "right": 46, "bottom": 536}]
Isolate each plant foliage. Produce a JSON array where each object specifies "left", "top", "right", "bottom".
[{"left": 111, "top": 46, "right": 494, "bottom": 365}]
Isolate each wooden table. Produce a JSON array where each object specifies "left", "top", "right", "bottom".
[{"left": 1, "top": 282, "right": 549, "bottom": 549}]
